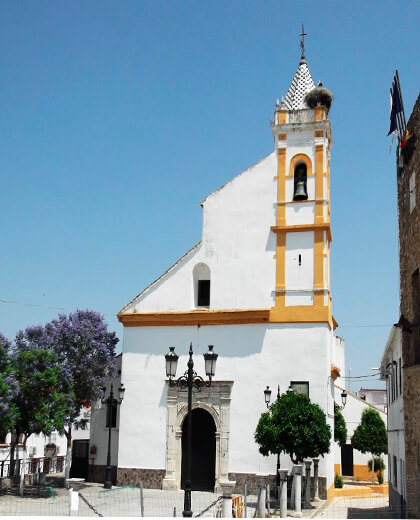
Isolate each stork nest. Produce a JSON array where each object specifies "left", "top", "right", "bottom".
[{"left": 304, "top": 87, "right": 333, "bottom": 110}]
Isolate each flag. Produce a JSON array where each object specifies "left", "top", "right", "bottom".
[
  {"left": 387, "top": 71, "right": 406, "bottom": 138},
  {"left": 400, "top": 129, "right": 413, "bottom": 148}
]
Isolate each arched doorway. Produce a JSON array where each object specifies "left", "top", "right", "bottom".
[{"left": 181, "top": 408, "right": 216, "bottom": 491}]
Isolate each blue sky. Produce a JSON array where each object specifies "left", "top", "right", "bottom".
[{"left": 1, "top": 1, "right": 419, "bottom": 390}]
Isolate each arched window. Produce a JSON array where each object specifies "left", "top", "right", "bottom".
[
  {"left": 193, "top": 263, "right": 211, "bottom": 308},
  {"left": 293, "top": 162, "right": 308, "bottom": 201}
]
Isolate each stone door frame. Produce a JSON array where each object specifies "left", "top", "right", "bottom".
[{"left": 162, "top": 380, "right": 233, "bottom": 492}]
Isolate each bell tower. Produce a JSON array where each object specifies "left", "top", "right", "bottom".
[{"left": 270, "top": 39, "right": 334, "bottom": 329}]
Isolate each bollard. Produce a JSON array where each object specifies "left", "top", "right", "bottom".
[
  {"left": 279, "top": 469, "right": 288, "bottom": 519},
  {"left": 219, "top": 480, "right": 236, "bottom": 518},
  {"left": 312, "top": 458, "right": 320, "bottom": 501},
  {"left": 68, "top": 488, "right": 79, "bottom": 516},
  {"left": 304, "top": 460, "right": 312, "bottom": 508},
  {"left": 293, "top": 464, "right": 303, "bottom": 517},
  {"left": 256, "top": 474, "right": 268, "bottom": 518}
]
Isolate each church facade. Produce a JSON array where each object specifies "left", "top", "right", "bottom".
[{"left": 112, "top": 50, "right": 344, "bottom": 498}]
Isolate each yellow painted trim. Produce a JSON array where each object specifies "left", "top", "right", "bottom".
[
  {"left": 118, "top": 307, "right": 333, "bottom": 328},
  {"left": 278, "top": 133, "right": 286, "bottom": 140},
  {"left": 315, "top": 106, "right": 324, "bottom": 121},
  {"left": 269, "top": 305, "right": 333, "bottom": 328},
  {"left": 314, "top": 230, "right": 324, "bottom": 308},
  {"left": 288, "top": 153, "right": 313, "bottom": 177},
  {"left": 277, "top": 149, "right": 286, "bottom": 225},
  {"left": 334, "top": 463, "right": 341, "bottom": 476},
  {"left": 326, "top": 482, "right": 335, "bottom": 502},
  {"left": 275, "top": 233, "right": 286, "bottom": 307},
  {"left": 271, "top": 223, "right": 332, "bottom": 243},
  {"left": 315, "top": 145, "right": 324, "bottom": 222},
  {"left": 278, "top": 110, "right": 286, "bottom": 124},
  {"left": 333, "top": 487, "right": 372, "bottom": 497},
  {"left": 315, "top": 130, "right": 324, "bottom": 137},
  {"left": 118, "top": 309, "right": 270, "bottom": 327},
  {"left": 353, "top": 464, "right": 375, "bottom": 482},
  {"left": 368, "top": 484, "right": 388, "bottom": 495}
]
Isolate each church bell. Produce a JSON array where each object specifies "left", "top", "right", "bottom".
[{"left": 293, "top": 181, "right": 308, "bottom": 200}]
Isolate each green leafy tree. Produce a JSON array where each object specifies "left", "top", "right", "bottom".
[
  {"left": 11, "top": 326, "right": 72, "bottom": 493},
  {"left": 351, "top": 408, "right": 387, "bottom": 484},
  {"left": 255, "top": 391, "right": 331, "bottom": 464},
  {"left": 368, "top": 456, "right": 385, "bottom": 484},
  {"left": 334, "top": 404, "right": 347, "bottom": 447}
]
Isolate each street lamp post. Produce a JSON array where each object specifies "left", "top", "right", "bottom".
[
  {"left": 335, "top": 390, "right": 347, "bottom": 410},
  {"left": 264, "top": 385, "right": 281, "bottom": 503},
  {"left": 101, "top": 383, "right": 125, "bottom": 489},
  {"left": 165, "top": 343, "right": 218, "bottom": 518}
]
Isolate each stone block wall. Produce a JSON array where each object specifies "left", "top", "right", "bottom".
[
  {"left": 397, "top": 93, "right": 420, "bottom": 519},
  {"left": 398, "top": 94, "right": 420, "bottom": 366},
  {"left": 116, "top": 468, "right": 166, "bottom": 489}
]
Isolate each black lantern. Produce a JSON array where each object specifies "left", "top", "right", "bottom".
[
  {"left": 264, "top": 386, "right": 272, "bottom": 407},
  {"left": 165, "top": 346, "right": 179, "bottom": 378},
  {"left": 118, "top": 384, "right": 126, "bottom": 402},
  {"left": 204, "top": 345, "right": 218, "bottom": 379},
  {"left": 341, "top": 390, "right": 347, "bottom": 408}
]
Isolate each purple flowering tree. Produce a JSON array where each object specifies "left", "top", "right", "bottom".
[{"left": 46, "top": 310, "right": 118, "bottom": 480}]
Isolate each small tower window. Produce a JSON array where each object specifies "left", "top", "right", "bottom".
[
  {"left": 193, "top": 263, "right": 211, "bottom": 308},
  {"left": 197, "top": 280, "right": 210, "bottom": 307},
  {"left": 293, "top": 163, "right": 308, "bottom": 201}
]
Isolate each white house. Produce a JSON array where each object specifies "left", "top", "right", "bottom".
[
  {"left": 0, "top": 409, "right": 90, "bottom": 481},
  {"left": 358, "top": 388, "right": 387, "bottom": 413},
  {"left": 107, "top": 48, "right": 345, "bottom": 500},
  {"left": 334, "top": 384, "right": 388, "bottom": 483},
  {"left": 381, "top": 325, "right": 405, "bottom": 507}
]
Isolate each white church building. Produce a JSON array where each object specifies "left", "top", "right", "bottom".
[{"left": 92, "top": 48, "right": 345, "bottom": 500}]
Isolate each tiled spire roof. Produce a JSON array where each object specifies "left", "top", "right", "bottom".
[{"left": 280, "top": 55, "right": 316, "bottom": 110}]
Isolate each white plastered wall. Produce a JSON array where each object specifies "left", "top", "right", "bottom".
[
  {"left": 285, "top": 231, "right": 314, "bottom": 306},
  {"left": 126, "top": 153, "right": 277, "bottom": 313},
  {"left": 118, "top": 322, "right": 335, "bottom": 488}
]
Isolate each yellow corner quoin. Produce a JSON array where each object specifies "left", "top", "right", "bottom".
[
  {"left": 278, "top": 110, "right": 287, "bottom": 124},
  {"left": 118, "top": 307, "right": 334, "bottom": 328},
  {"left": 277, "top": 149, "right": 286, "bottom": 225},
  {"left": 315, "top": 106, "right": 324, "bottom": 121}
]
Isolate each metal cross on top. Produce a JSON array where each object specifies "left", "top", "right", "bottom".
[{"left": 300, "top": 22, "right": 307, "bottom": 57}]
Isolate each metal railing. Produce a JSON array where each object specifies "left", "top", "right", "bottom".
[{"left": 0, "top": 456, "right": 65, "bottom": 478}]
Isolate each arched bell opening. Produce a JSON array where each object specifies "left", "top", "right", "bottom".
[{"left": 293, "top": 162, "right": 308, "bottom": 201}]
